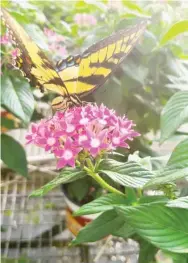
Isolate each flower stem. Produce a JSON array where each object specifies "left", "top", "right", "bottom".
[
  {"left": 76, "top": 160, "right": 124, "bottom": 196},
  {"left": 87, "top": 170, "right": 124, "bottom": 196},
  {"left": 90, "top": 171, "right": 124, "bottom": 196}
]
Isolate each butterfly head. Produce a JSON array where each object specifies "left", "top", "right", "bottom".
[{"left": 51, "top": 95, "right": 82, "bottom": 111}]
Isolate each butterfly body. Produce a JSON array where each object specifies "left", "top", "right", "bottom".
[{"left": 1, "top": 8, "right": 148, "bottom": 111}]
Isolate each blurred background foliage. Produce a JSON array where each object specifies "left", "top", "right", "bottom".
[{"left": 1, "top": 0, "right": 188, "bottom": 177}]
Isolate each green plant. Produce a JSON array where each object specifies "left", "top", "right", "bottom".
[
  {"left": 1, "top": 1, "right": 188, "bottom": 261},
  {"left": 30, "top": 89, "right": 188, "bottom": 262},
  {"left": 1, "top": 1, "right": 188, "bottom": 177}
]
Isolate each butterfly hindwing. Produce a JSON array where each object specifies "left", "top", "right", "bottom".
[
  {"left": 57, "top": 20, "right": 147, "bottom": 96},
  {"left": 1, "top": 8, "right": 68, "bottom": 97}
]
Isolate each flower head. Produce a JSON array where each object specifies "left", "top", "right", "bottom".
[
  {"left": 11, "top": 48, "right": 20, "bottom": 58},
  {"left": 0, "top": 34, "right": 10, "bottom": 45},
  {"left": 74, "top": 13, "right": 97, "bottom": 26},
  {"left": 26, "top": 104, "right": 140, "bottom": 169},
  {"left": 43, "top": 27, "right": 67, "bottom": 58}
]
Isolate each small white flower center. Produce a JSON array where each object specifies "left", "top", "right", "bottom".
[
  {"left": 120, "top": 128, "right": 128, "bottom": 135},
  {"left": 79, "top": 135, "right": 87, "bottom": 143},
  {"left": 112, "top": 137, "right": 120, "bottom": 144},
  {"left": 80, "top": 118, "right": 89, "bottom": 125},
  {"left": 66, "top": 124, "right": 75, "bottom": 133},
  {"left": 90, "top": 138, "right": 100, "bottom": 148},
  {"left": 63, "top": 150, "right": 73, "bottom": 160},
  {"left": 47, "top": 137, "right": 56, "bottom": 146},
  {"left": 99, "top": 119, "right": 107, "bottom": 125}
]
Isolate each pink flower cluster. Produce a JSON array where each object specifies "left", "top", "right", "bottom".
[
  {"left": 74, "top": 13, "right": 97, "bottom": 27},
  {"left": 26, "top": 104, "right": 140, "bottom": 169},
  {"left": 43, "top": 27, "right": 67, "bottom": 57},
  {"left": 1, "top": 34, "right": 20, "bottom": 74},
  {"left": 0, "top": 34, "right": 10, "bottom": 45}
]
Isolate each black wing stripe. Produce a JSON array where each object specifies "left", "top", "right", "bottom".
[{"left": 65, "top": 75, "right": 104, "bottom": 85}]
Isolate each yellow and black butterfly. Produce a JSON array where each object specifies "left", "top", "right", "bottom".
[{"left": 1, "top": 8, "right": 148, "bottom": 111}]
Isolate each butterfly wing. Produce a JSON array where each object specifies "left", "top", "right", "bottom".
[
  {"left": 56, "top": 20, "right": 148, "bottom": 96},
  {"left": 1, "top": 8, "right": 68, "bottom": 97}
]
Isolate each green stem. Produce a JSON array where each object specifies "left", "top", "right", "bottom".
[
  {"left": 76, "top": 160, "right": 124, "bottom": 196},
  {"left": 87, "top": 170, "right": 124, "bottom": 196}
]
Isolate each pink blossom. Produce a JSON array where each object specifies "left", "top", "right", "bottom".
[
  {"left": 44, "top": 27, "right": 67, "bottom": 57},
  {"left": 11, "top": 48, "right": 20, "bottom": 58},
  {"left": 44, "top": 27, "right": 56, "bottom": 38},
  {"left": 56, "top": 138, "right": 80, "bottom": 169},
  {"left": 0, "top": 34, "right": 10, "bottom": 45},
  {"left": 26, "top": 104, "right": 140, "bottom": 169},
  {"left": 74, "top": 14, "right": 97, "bottom": 26}
]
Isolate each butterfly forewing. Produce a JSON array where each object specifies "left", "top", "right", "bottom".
[
  {"left": 57, "top": 20, "right": 148, "bottom": 96},
  {"left": 1, "top": 8, "right": 68, "bottom": 97}
]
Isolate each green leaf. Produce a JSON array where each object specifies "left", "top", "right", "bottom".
[
  {"left": 160, "top": 91, "right": 188, "bottom": 143},
  {"left": 1, "top": 0, "right": 10, "bottom": 7},
  {"left": 10, "top": 11, "right": 30, "bottom": 23},
  {"left": 24, "top": 24, "right": 49, "bottom": 50},
  {"left": 99, "top": 160, "right": 153, "bottom": 188},
  {"left": 122, "top": 59, "right": 148, "bottom": 86},
  {"left": 167, "top": 139, "right": 188, "bottom": 169},
  {"left": 60, "top": 20, "right": 72, "bottom": 33},
  {"left": 138, "top": 239, "right": 158, "bottom": 263},
  {"left": 1, "top": 116, "right": 17, "bottom": 130},
  {"left": 166, "top": 196, "right": 188, "bottom": 209},
  {"left": 145, "top": 139, "right": 188, "bottom": 188},
  {"left": 67, "top": 178, "right": 90, "bottom": 202},
  {"left": 74, "top": 193, "right": 129, "bottom": 216},
  {"left": 144, "top": 167, "right": 188, "bottom": 188},
  {"left": 30, "top": 167, "right": 86, "bottom": 197},
  {"left": 117, "top": 204, "right": 188, "bottom": 253},
  {"left": 159, "top": 20, "right": 188, "bottom": 47},
  {"left": 139, "top": 195, "right": 168, "bottom": 204},
  {"left": 112, "top": 221, "right": 134, "bottom": 239},
  {"left": 1, "top": 76, "right": 34, "bottom": 124},
  {"left": 163, "top": 251, "right": 188, "bottom": 263},
  {"left": 166, "top": 75, "right": 188, "bottom": 91},
  {"left": 1, "top": 134, "right": 28, "bottom": 177},
  {"left": 72, "top": 210, "right": 133, "bottom": 245},
  {"left": 122, "top": 0, "right": 146, "bottom": 15}
]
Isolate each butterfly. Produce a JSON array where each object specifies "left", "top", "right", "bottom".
[{"left": 1, "top": 8, "right": 148, "bottom": 111}]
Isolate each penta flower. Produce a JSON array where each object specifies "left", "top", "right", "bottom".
[{"left": 26, "top": 104, "right": 140, "bottom": 169}]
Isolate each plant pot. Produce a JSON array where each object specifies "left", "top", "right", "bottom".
[{"left": 61, "top": 184, "right": 99, "bottom": 236}]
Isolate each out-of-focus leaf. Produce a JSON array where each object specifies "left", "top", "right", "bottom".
[
  {"left": 9, "top": 11, "right": 30, "bottom": 23},
  {"left": 122, "top": 59, "right": 148, "bottom": 85},
  {"left": 166, "top": 196, "right": 188, "bottom": 209},
  {"left": 1, "top": 0, "right": 10, "bottom": 7},
  {"left": 163, "top": 252, "right": 188, "bottom": 263},
  {"left": 144, "top": 167, "right": 188, "bottom": 188},
  {"left": 94, "top": 81, "right": 123, "bottom": 110},
  {"left": 159, "top": 20, "right": 188, "bottom": 47},
  {"left": 60, "top": 20, "right": 72, "bottom": 33},
  {"left": 24, "top": 24, "right": 49, "bottom": 50},
  {"left": 1, "top": 116, "right": 15, "bottom": 131},
  {"left": 1, "top": 134, "right": 28, "bottom": 177},
  {"left": 1, "top": 76, "right": 34, "bottom": 124},
  {"left": 30, "top": 167, "right": 86, "bottom": 197},
  {"left": 166, "top": 75, "right": 188, "bottom": 91},
  {"left": 160, "top": 91, "right": 188, "bottom": 143},
  {"left": 85, "top": 0, "right": 107, "bottom": 11},
  {"left": 167, "top": 139, "right": 188, "bottom": 169},
  {"left": 122, "top": 0, "right": 147, "bottom": 15}
]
